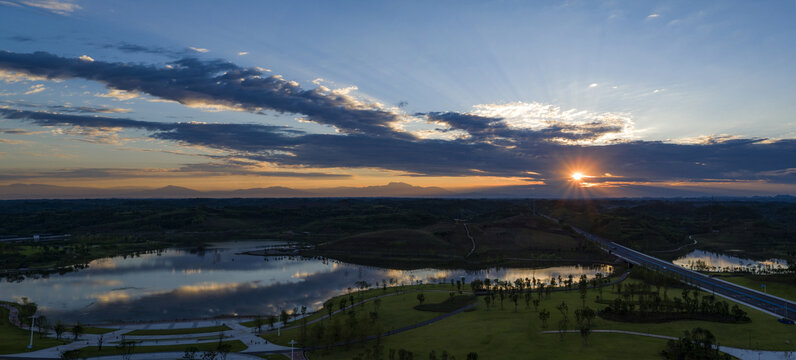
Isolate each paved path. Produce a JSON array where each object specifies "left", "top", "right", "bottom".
[{"left": 541, "top": 330, "right": 795, "bottom": 360}]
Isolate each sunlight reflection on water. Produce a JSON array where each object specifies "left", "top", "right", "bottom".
[{"left": 0, "top": 241, "right": 610, "bottom": 323}]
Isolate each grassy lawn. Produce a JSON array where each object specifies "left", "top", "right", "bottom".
[
  {"left": 715, "top": 274, "right": 796, "bottom": 302},
  {"left": 243, "top": 284, "right": 472, "bottom": 329},
  {"left": 263, "top": 290, "right": 455, "bottom": 346},
  {"left": 124, "top": 325, "right": 231, "bottom": 336},
  {"left": 303, "top": 278, "right": 796, "bottom": 359},
  {"left": 73, "top": 340, "right": 246, "bottom": 358},
  {"left": 258, "top": 354, "right": 290, "bottom": 359},
  {"left": 0, "top": 307, "right": 66, "bottom": 354}
]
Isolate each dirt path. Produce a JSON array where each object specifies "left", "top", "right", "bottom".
[{"left": 463, "top": 223, "right": 475, "bottom": 258}]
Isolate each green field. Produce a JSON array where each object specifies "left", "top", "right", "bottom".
[
  {"left": 0, "top": 307, "right": 66, "bottom": 354},
  {"left": 286, "top": 278, "right": 796, "bottom": 359},
  {"left": 72, "top": 340, "right": 246, "bottom": 358},
  {"left": 125, "top": 325, "right": 231, "bottom": 336},
  {"left": 258, "top": 354, "right": 290, "bottom": 360},
  {"left": 242, "top": 283, "right": 476, "bottom": 329},
  {"left": 263, "top": 290, "right": 455, "bottom": 346}
]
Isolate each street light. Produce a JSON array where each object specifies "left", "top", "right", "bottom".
[
  {"left": 28, "top": 315, "right": 38, "bottom": 350},
  {"left": 289, "top": 339, "right": 296, "bottom": 359}
]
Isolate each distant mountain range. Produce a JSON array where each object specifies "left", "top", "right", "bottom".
[
  {"left": 0, "top": 182, "right": 793, "bottom": 200},
  {"left": 0, "top": 182, "right": 451, "bottom": 199}
]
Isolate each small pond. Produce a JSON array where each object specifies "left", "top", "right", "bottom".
[{"left": 673, "top": 249, "right": 789, "bottom": 273}]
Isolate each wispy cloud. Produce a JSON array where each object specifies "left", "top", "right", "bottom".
[
  {"left": 1, "top": 0, "right": 81, "bottom": 15},
  {"left": 23, "top": 84, "right": 45, "bottom": 95},
  {"left": 96, "top": 89, "right": 139, "bottom": 101},
  {"left": 189, "top": 47, "right": 209, "bottom": 53}
]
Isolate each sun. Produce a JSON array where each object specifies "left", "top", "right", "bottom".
[{"left": 571, "top": 172, "right": 584, "bottom": 181}]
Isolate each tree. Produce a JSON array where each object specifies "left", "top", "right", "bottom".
[
  {"left": 325, "top": 300, "right": 335, "bottom": 320},
  {"left": 417, "top": 293, "right": 425, "bottom": 305},
  {"left": 71, "top": 322, "right": 84, "bottom": 341},
  {"left": 510, "top": 293, "right": 519, "bottom": 312},
  {"left": 575, "top": 306, "right": 596, "bottom": 345},
  {"left": 579, "top": 324, "right": 592, "bottom": 345},
  {"left": 538, "top": 309, "right": 551, "bottom": 328},
  {"left": 483, "top": 295, "right": 491, "bottom": 310},
  {"left": 36, "top": 315, "right": 49, "bottom": 339},
  {"left": 661, "top": 327, "right": 729, "bottom": 360},
  {"left": 578, "top": 275, "right": 588, "bottom": 307},
  {"left": 217, "top": 342, "right": 232, "bottom": 360},
  {"left": 60, "top": 350, "right": 80, "bottom": 360},
  {"left": 556, "top": 302, "right": 569, "bottom": 340},
  {"left": 280, "top": 309, "right": 290, "bottom": 326},
  {"left": 254, "top": 315, "right": 264, "bottom": 333},
  {"left": 183, "top": 346, "right": 199, "bottom": 360},
  {"left": 54, "top": 321, "right": 66, "bottom": 340},
  {"left": 116, "top": 336, "right": 137, "bottom": 360},
  {"left": 267, "top": 315, "right": 276, "bottom": 329},
  {"left": 532, "top": 299, "right": 540, "bottom": 312},
  {"left": 466, "top": 352, "right": 478, "bottom": 360},
  {"left": 201, "top": 350, "right": 217, "bottom": 360}
]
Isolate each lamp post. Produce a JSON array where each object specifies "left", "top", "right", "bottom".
[
  {"left": 28, "top": 315, "right": 38, "bottom": 350},
  {"left": 289, "top": 339, "right": 296, "bottom": 359}
]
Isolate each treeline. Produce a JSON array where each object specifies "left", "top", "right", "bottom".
[
  {"left": 0, "top": 198, "right": 531, "bottom": 239},
  {"left": 599, "top": 284, "right": 749, "bottom": 323}
]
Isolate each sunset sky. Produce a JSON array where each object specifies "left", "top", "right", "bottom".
[{"left": 1, "top": 1, "right": 795, "bottom": 197}]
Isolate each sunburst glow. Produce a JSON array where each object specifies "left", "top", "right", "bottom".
[{"left": 571, "top": 172, "right": 584, "bottom": 181}]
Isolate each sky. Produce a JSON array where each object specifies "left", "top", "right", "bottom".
[{"left": 0, "top": 0, "right": 795, "bottom": 197}]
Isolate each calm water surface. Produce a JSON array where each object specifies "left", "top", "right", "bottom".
[
  {"left": 0, "top": 241, "right": 611, "bottom": 324},
  {"left": 673, "top": 249, "right": 789, "bottom": 272}
]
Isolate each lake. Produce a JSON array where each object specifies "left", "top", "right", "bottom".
[
  {"left": 673, "top": 249, "right": 789, "bottom": 273},
  {"left": 0, "top": 241, "right": 611, "bottom": 324}
]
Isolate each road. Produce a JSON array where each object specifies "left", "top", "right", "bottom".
[{"left": 549, "top": 216, "right": 796, "bottom": 320}]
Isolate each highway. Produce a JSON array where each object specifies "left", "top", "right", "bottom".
[{"left": 544, "top": 215, "right": 795, "bottom": 321}]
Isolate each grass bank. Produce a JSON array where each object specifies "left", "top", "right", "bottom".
[{"left": 125, "top": 325, "right": 231, "bottom": 336}]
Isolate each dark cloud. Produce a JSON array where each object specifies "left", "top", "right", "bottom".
[
  {"left": 8, "top": 35, "right": 34, "bottom": 42},
  {"left": 0, "top": 51, "right": 407, "bottom": 136},
  {"left": 0, "top": 50, "right": 794, "bottom": 190},
  {"left": 99, "top": 42, "right": 188, "bottom": 57},
  {"left": 0, "top": 127, "right": 38, "bottom": 135},
  {"left": 3, "top": 108, "right": 795, "bottom": 186},
  {"left": 0, "top": 164, "right": 349, "bottom": 181}
]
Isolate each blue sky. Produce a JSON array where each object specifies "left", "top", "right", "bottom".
[{"left": 0, "top": 0, "right": 794, "bottom": 196}]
